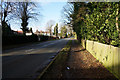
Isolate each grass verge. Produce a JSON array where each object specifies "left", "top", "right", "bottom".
[{"left": 37, "top": 40, "right": 72, "bottom": 80}]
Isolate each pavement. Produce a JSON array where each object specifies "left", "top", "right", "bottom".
[
  {"left": 40, "top": 40, "right": 118, "bottom": 80},
  {"left": 2, "top": 38, "right": 71, "bottom": 79},
  {"left": 62, "top": 40, "right": 117, "bottom": 79}
]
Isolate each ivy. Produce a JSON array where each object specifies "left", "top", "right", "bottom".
[{"left": 67, "top": 2, "right": 120, "bottom": 47}]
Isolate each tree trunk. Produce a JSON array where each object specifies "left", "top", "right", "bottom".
[{"left": 116, "top": 4, "right": 120, "bottom": 39}]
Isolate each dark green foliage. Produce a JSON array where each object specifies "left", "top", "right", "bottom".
[
  {"left": 2, "top": 21, "right": 14, "bottom": 36},
  {"left": 39, "top": 35, "right": 49, "bottom": 41},
  {"left": 2, "top": 35, "right": 57, "bottom": 46},
  {"left": 30, "top": 27, "right": 33, "bottom": 34},
  {"left": 54, "top": 23, "right": 58, "bottom": 37},
  {"left": 67, "top": 33, "right": 72, "bottom": 38},
  {"left": 60, "top": 26, "right": 67, "bottom": 38},
  {"left": 3, "top": 35, "right": 38, "bottom": 46},
  {"left": 64, "top": 2, "right": 120, "bottom": 47}
]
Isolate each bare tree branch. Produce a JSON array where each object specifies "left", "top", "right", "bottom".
[{"left": 46, "top": 20, "right": 55, "bottom": 36}]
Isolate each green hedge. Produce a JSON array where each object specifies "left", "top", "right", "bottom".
[
  {"left": 66, "top": 2, "right": 120, "bottom": 47},
  {"left": 2, "top": 35, "right": 58, "bottom": 46},
  {"left": 3, "top": 35, "right": 38, "bottom": 46}
]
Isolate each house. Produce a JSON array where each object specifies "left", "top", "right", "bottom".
[
  {"left": 34, "top": 30, "right": 51, "bottom": 36},
  {"left": 12, "top": 30, "right": 23, "bottom": 35},
  {"left": 17, "top": 31, "right": 23, "bottom": 34},
  {"left": 34, "top": 30, "right": 40, "bottom": 35},
  {"left": 12, "top": 30, "right": 33, "bottom": 36},
  {"left": 44, "top": 31, "right": 50, "bottom": 36},
  {"left": 26, "top": 32, "right": 32, "bottom": 36}
]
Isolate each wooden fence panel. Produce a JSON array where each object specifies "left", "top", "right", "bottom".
[
  {"left": 81, "top": 40, "right": 120, "bottom": 79},
  {"left": 118, "top": 48, "right": 120, "bottom": 78}
]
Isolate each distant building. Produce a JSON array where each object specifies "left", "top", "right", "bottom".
[
  {"left": 44, "top": 31, "right": 50, "bottom": 36},
  {"left": 34, "top": 30, "right": 40, "bottom": 35},
  {"left": 17, "top": 31, "right": 23, "bottom": 34},
  {"left": 12, "top": 30, "right": 23, "bottom": 35},
  {"left": 12, "top": 30, "right": 33, "bottom": 36},
  {"left": 26, "top": 32, "right": 32, "bottom": 36},
  {"left": 34, "top": 30, "right": 50, "bottom": 36}
]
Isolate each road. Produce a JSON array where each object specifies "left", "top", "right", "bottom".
[{"left": 2, "top": 38, "right": 71, "bottom": 79}]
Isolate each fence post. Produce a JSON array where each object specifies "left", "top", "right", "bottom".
[
  {"left": 113, "top": 47, "right": 119, "bottom": 75},
  {"left": 118, "top": 48, "right": 120, "bottom": 78}
]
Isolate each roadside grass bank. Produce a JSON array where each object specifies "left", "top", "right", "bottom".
[{"left": 37, "top": 40, "right": 72, "bottom": 80}]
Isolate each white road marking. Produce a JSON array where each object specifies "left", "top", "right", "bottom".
[
  {"left": 25, "top": 49, "right": 34, "bottom": 53},
  {"left": 1, "top": 40, "right": 64, "bottom": 56}
]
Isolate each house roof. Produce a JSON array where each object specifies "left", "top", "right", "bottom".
[{"left": 17, "top": 31, "right": 23, "bottom": 33}]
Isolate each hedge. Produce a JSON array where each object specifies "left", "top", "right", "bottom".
[{"left": 2, "top": 35, "right": 58, "bottom": 46}]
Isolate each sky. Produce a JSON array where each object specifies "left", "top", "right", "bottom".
[{"left": 11, "top": 2, "right": 67, "bottom": 32}]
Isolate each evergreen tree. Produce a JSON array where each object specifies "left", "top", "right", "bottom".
[{"left": 54, "top": 23, "right": 58, "bottom": 37}]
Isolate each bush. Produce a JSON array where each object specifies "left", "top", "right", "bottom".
[
  {"left": 2, "top": 34, "right": 58, "bottom": 46},
  {"left": 2, "top": 34, "right": 38, "bottom": 46}
]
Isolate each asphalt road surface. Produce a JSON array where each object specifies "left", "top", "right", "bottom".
[{"left": 2, "top": 38, "right": 71, "bottom": 79}]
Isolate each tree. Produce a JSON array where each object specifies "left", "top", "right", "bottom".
[
  {"left": 62, "top": 2, "right": 120, "bottom": 47},
  {"left": 30, "top": 27, "right": 33, "bottom": 34},
  {"left": 54, "top": 23, "right": 58, "bottom": 37},
  {"left": 61, "top": 2, "right": 74, "bottom": 25},
  {"left": 66, "top": 26, "right": 73, "bottom": 37},
  {"left": 1, "top": 2, "right": 16, "bottom": 36},
  {"left": 46, "top": 20, "right": 55, "bottom": 36},
  {"left": 60, "top": 26, "right": 67, "bottom": 38},
  {"left": 13, "top": 2, "right": 38, "bottom": 35}
]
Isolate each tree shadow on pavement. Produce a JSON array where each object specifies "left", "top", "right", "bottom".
[{"left": 73, "top": 49, "right": 86, "bottom": 52}]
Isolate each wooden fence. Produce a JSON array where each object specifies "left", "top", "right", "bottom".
[{"left": 81, "top": 40, "right": 120, "bottom": 79}]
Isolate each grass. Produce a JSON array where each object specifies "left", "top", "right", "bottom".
[{"left": 39, "top": 40, "right": 72, "bottom": 79}]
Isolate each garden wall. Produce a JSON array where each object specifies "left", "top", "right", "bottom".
[{"left": 81, "top": 40, "right": 120, "bottom": 79}]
